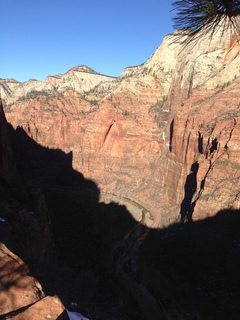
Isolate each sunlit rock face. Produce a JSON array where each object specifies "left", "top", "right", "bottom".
[
  {"left": 3, "top": 26, "right": 240, "bottom": 226},
  {"left": 0, "top": 243, "right": 67, "bottom": 319}
]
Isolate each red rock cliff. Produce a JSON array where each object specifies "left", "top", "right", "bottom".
[{"left": 3, "top": 27, "right": 240, "bottom": 226}]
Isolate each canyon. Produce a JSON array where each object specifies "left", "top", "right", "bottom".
[
  {"left": 1, "top": 22, "right": 240, "bottom": 319},
  {"left": 1, "top": 25, "right": 240, "bottom": 226}
]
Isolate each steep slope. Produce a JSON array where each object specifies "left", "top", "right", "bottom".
[
  {"left": 1, "top": 43, "right": 240, "bottom": 318},
  {"left": 3, "top": 27, "right": 240, "bottom": 226},
  {"left": 0, "top": 97, "right": 69, "bottom": 319},
  {"left": 163, "top": 27, "right": 240, "bottom": 222}
]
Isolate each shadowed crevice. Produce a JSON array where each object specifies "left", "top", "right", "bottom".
[
  {"left": 198, "top": 132, "right": 203, "bottom": 154},
  {"left": 169, "top": 119, "right": 174, "bottom": 152},
  {"left": 180, "top": 161, "right": 199, "bottom": 222}
]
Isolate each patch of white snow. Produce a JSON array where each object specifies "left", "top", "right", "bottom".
[{"left": 66, "top": 310, "right": 89, "bottom": 320}]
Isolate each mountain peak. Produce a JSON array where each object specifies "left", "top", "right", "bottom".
[{"left": 68, "top": 65, "right": 98, "bottom": 75}]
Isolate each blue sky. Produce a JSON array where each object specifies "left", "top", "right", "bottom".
[{"left": 1, "top": 0, "right": 175, "bottom": 82}]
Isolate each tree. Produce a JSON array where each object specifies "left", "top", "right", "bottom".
[{"left": 171, "top": 0, "right": 240, "bottom": 46}]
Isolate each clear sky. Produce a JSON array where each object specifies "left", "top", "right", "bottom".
[{"left": 1, "top": 0, "right": 175, "bottom": 82}]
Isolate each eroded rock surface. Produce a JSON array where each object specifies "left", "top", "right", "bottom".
[
  {"left": 0, "top": 243, "right": 67, "bottom": 320},
  {"left": 2, "top": 25, "right": 240, "bottom": 226}
]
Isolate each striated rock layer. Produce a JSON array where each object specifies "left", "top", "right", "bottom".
[{"left": 2, "top": 25, "right": 240, "bottom": 226}]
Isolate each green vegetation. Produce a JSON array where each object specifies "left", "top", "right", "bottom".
[
  {"left": 122, "top": 109, "right": 130, "bottom": 116},
  {"left": 171, "top": 0, "right": 240, "bottom": 45},
  {"left": 148, "top": 95, "right": 168, "bottom": 114},
  {"left": 15, "top": 89, "right": 61, "bottom": 104}
]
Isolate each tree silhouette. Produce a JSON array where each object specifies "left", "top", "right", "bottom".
[{"left": 171, "top": 0, "right": 240, "bottom": 46}]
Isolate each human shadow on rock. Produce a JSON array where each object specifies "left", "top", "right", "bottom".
[{"left": 180, "top": 161, "right": 199, "bottom": 222}]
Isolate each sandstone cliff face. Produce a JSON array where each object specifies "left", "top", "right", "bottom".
[
  {"left": 3, "top": 28, "right": 240, "bottom": 226},
  {"left": 164, "top": 27, "right": 240, "bottom": 223},
  {"left": 0, "top": 243, "right": 67, "bottom": 320}
]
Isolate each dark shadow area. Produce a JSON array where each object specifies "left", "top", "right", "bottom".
[
  {"left": 205, "top": 137, "right": 219, "bottom": 159},
  {"left": 198, "top": 131, "right": 203, "bottom": 154},
  {"left": 169, "top": 119, "right": 174, "bottom": 152},
  {"left": 56, "top": 310, "right": 69, "bottom": 320},
  {"left": 1, "top": 123, "right": 141, "bottom": 319},
  {"left": 180, "top": 161, "right": 199, "bottom": 222},
  {"left": 141, "top": 209, "right": 240, "bottom": 320},
  {"left": 1, "top": 121, "right": 240, "bottom": 320},
  {"left": 209, "top": 137, "right": 218, "bottom": 155}
]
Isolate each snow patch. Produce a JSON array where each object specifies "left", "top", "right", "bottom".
[{"left": 66, "top": 310, "right": 89, "bottom": 320}]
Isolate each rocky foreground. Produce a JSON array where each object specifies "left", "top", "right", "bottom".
[{"left": 1, "top": 22, "right": 240, "bottom": 319}]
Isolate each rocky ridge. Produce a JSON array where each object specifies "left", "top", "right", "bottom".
[
  {"left": 2, "top": 25, "right": 240, "bottom": 226},
  {"left": 0, "top": 65, "right": 117, "bottom": 106}
]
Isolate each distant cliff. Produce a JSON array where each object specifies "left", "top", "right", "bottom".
[{"left": 2, "top": 25, "right": 240, "bottom": 226}]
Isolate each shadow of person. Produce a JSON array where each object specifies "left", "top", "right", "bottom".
[{"left": 180, "top": 161, "right": 199, "bottom": 222}]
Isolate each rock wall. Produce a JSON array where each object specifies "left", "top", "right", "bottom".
[
  {"left": 3, "top": 27, "right": 240, "bottom": 226},
  {"left": 163, "top": 27, "right": 240, "bottom": 222}
]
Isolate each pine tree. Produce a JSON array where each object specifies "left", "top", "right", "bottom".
[{"left": 171, "top": 0, "right": 240, "bottom": 45}]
